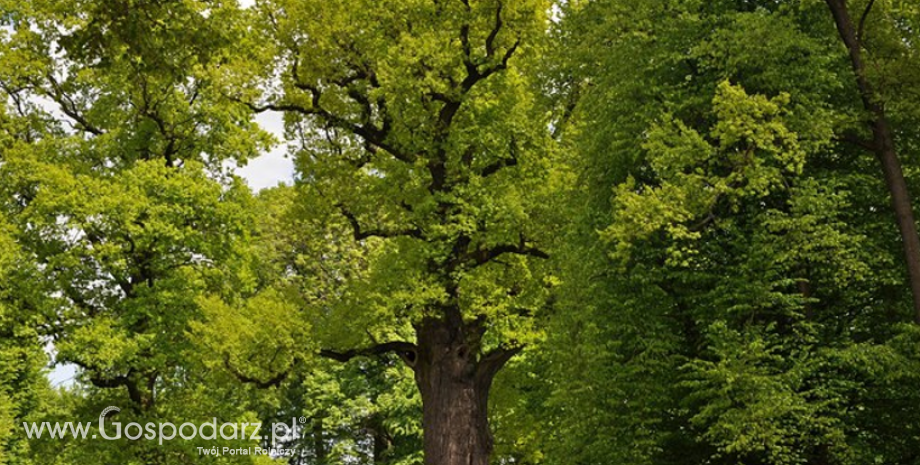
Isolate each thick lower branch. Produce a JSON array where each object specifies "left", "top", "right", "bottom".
[
  {"left": 86, "top": 367, "right": 153, "bottom": 411},
  {"left": 477, "top": 345, "right": 524, "bottom": 386},
  {"left": 320, "top": 341, "right": 418, "bottom": 367}
]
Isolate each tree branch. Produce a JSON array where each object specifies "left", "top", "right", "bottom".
[
  {"left": 320, "top": 341, "right": 418, "bottom": 367},
  {"left": 838, "top": 132, "right": 876, "bottom": 152},
  {"left": 88, "top": 373, "right": 130, "bottom": 389},
  {"left": 480, "top": 156, "right": 518, "bottom": 178},
  {"left": 472, "top": 233, "right": 549, "bottom": 266},
  {"left": 223, "top": 354, "right": 289, "bottom": 388},
  {"left": 338, "top": 204, "right": 422, "bottom": 241},
  {"left": 478, "top": 38, "right": 520, "bottom": 82},
  {"left": 86, "top": 368, "right": 149, "bottom": 410},
  {"left": 858, "top": 0, "right": 876, "bottom": 44},
  {"left": 286, "top": 52, "right": 413, "bottom": 164},
  {"left": 235, "top": 96, "right": 414, "bottom": 164},
  {"left": 479, "top": 137, "right": 519, "bottom": 177},
  {"left": 485, "top": 1, "right": 505, "bottom": 58},
  {"left": 435, "top": 11, "right": 521, "bottom": 135},
  {"left": 44, "top": 74, "right": 104, "bottom": 136},
  {"left": 551, "top": 79, "right": 587, "bottom": 140},
  {"left": 476, "top": 344, "right": 523, "bottom": 385}
]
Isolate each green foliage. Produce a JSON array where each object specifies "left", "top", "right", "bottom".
[
  {"left": 0, "top": 1, "right": 276, "bottom": 463},
  {"left": 239, "top": 0, "right": 559, "bottom": 340},
  {"left": 3, "top": 1, "right": 920, "bottom": 465},
  {"left": 603, "top": 81, "right": 806, "bottom": 266},
  {"left": 0, "top": 221, "right": 52, "bottom": 465},
  {"left": 516, "top": 0, "right": 920, "bottom": 464}
]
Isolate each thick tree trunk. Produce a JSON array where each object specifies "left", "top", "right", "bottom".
[
  {"left": 826, "top": 0, "right": 920, "bottom": 323},
  {"left": 413, "top": 318, "right": 502, "bottom": 465},
  {"left": 319, "top": 315, "right": 520, "bottom": 465}
]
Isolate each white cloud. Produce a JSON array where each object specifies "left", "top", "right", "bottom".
[
  {"left": 235, "top": 110, "right": 296, "bottom": 191},
  {"left": 47, "top": 363, "right": 77, "bottom": 388}
]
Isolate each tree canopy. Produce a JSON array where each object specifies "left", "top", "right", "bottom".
[{"left": 2, "top": 1, "right": 920, "bottom": 465}]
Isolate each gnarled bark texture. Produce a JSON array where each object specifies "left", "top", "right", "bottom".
[
  {"left": 321, "top": 316, "right": 521, "bottom": 465},
  {"left": 415, "top": 318, "right": 494, "bottom": 465}
]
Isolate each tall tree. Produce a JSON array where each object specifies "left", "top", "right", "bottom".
[{"left": 217, "top": 1, "right": 560, "bottom": 464}]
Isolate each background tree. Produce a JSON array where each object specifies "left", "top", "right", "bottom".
[
  {"left": 530, "top": 0, "right": 920, "bottom": 464},
  {"left": 198, "top": 185, "right": 425, "bottom": 465},
  {"left": 0, "top": 1, "right": 277, "bottom": 463}
]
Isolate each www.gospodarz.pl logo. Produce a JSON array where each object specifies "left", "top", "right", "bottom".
[{"left": 22, "top": 406, "right": 304, "bottom": 446}]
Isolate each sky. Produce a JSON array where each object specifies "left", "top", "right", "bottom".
[{"left": 235, "top": 111, "right": 296, "bottom": 191}]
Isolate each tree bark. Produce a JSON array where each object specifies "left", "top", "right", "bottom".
[
  {"left": 412, "top": 317, "right": 514, "bottom": 465},
  {"left": 319, "top": 317, "right": 521, "bottom": 465},
  {"left": 826, "top": 0, "right": 920, "bottom": 323}
]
